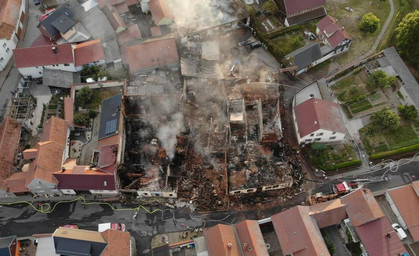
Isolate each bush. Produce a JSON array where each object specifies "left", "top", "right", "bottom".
[
  {"left": 359, "top": 12, "right": 380, "bottom": 33},
  {"left": 48, "top": 104, "right": 58, "bottom": 109},
  {"left": 88, "top": 110, "right": 98, "bottom": 119},
  {"left": 370, "top": 143, "right": 419, "bottom": 160},
  {"left": 73, "top": 112, "right": 89, "bottom": 126},
  {"left": 398, "top": 104, "right": 418, "bottom": 121},
  {"left": 346, "top": 242, "right": 362, "bottom": 256},
  {"left": 323, "top": 234, "right": 335, "bottom": 255},
  {"left": 76, "top": 86, "right": 94, "bottom": 107},
  {"left": 262, "top": 0, "right": 279, "bottom": 15}
]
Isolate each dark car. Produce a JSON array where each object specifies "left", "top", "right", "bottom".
[{"left": 33, "top": 0, "right": 40, "bottom": 5}]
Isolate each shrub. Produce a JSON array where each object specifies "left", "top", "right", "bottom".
[
  {"left": 398, "top": 104, "right": 418, "bottom": 121},
  {"left": 74, "top": 112, "right": 89, "bottom": 126},
  {"left": 359, "top": 12, "right": 380, "bottom": 33},
  {"left": 370, "top": 143, "right": 419, "bottom": 160}
]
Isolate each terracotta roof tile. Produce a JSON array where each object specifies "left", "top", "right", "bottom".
[
  {"left": 283, "top": 0, "right": 325, "bottom": 16},
  {"left": 149, "top": 0, "right": 173, "bottom": 25},
  {"left": 64, "top": 97, "right": 75, "bottom": 127},
  {"left": 0, "top": 117, "right": 20, "bottom": 181},
  {"left": 127, "top": 38, "right": 178, "bottom": 73},
  {"left": 271, "top": 206, "right": 330, "bottom": 256},
  {"left": 0, "top": 0, "right": 21, "bottom": 39},
  {"left": 355, "top": 217, "right": 406, "bottom": 256},
  {"left": 294, "top": 98, "right": 345, "bottom": 138},
  {"left": 388, "top": 183, "right": 419, "bottom": 241},
  {"left": 74, "top": 39, "right": 105, "bottom": 67},
  {"left": 13, "top": 44, "right": 74, "bottom": 68},
  {"left": 117, "top": 24, "right": 141, "bottom": 46},
  {"left": 4, "top": 171, "right": 29, "bottom": 193},
  {"left": 101, "top": 229, "right": 131, "bottom": 256},
  {"left": 309, "top": 199, "right": 348, "bottom": 228},
  {"left": 41, "top": 116, "right": 68, "bottom": 147},
  {"left": 204, "top": 224, "right": 241, "bottom": 256},
  {"left": 341, "top": 189, "right": 384, "bottom": 227},
  {"left": 235, "top": 220, "right": 269, "bottom": 256}
]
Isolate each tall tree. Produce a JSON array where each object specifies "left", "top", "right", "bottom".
[
  {"left": 396, "top": 10, "right": 419, "bottom": 67},
  {"left": 262, "top": 1, "right": 279, "bottom": 15},
  {"left": 370, "top": 108, "right": 400, "bottom": 131}
]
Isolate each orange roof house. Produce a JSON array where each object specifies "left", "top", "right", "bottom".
[
  {"left": 0, "top": 0, "right": 22, "bottom": 39},
  {"left": 204, "top": 224, "right": 241, "bottom": 256},
  {"left": 340, "top": 188, "right": 384, "bottom": 227},
  {"left": 9, "top": 117, "right": 69, "bottom": 195},
  {"left": 235, "top": 220, "right": 269, "bottom": 256},
  {"left": 73, "top": 39, "right": 106, "bottom": 67},
  {"left": 101, "top": 229, "right": 131, "bottom": 256},
  {"left": 0, "top": 117, "right": 21, "bottom": 193},
  {"left": 309, "top": 199, "right": 348, "bottom": 228},
  {"left": 271, "top": 206, "right": 330, "bottom": 256},
  {"left": 127, "top": 38, "right": 178, "bottom": 74},
  {"left": 387, "top": 181, "right": 419, "bottom": 241},
  {"left": 149, "top": 0, "right": 173, "bottom": 26}
]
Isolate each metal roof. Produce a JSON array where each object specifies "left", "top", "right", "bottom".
[
  {"left": 285, "top": 43, "right": 322, "bottom": 71},
  {"left": 98, "top": 94, "right": 122, "bottom": 140}
]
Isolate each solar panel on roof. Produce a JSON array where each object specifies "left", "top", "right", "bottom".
[{"left": 105, "top": 119, "right": 117, "bottom": 135}]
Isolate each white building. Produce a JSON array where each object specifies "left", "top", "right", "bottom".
[
  {"left": 13, "top": 39, "right": 105, "bottom": 79},
  {"left": 0, "top": 0, "right": 27, "bottom": 71},
  {"left": 293, "top": 98, "right": 346, "bottom": 144},
  {"left": 316, "top": 15, "right": 352, "bottom": 59}
]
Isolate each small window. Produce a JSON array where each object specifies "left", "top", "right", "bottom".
[
  {"left": 6, "top": 48, "right": 10, "bottom": 53},
  {"left": 38, "top": 72, "right": 42, "bottom": 74},
  {"left": 329, "top": 136, "right": 336, "bottom": 140},
  {"left": 64, "top": 63, "right": 70, "bottom": 66},
  {"left": 2, "top": 43, "right": 6, "bottom": 48},
  {"left": 305, "top": 139, "right": 312, "bottom": 142},
  {"left": 332, "top": 132, "right": 336, "bottom": 135},
  {"left": 310, "top": 133, "right": 314, "bottom": 137},
  {"left": 0, "top": 58, "right": 3, "bottom": 63},
  {"left": 315, "top": 138, "right": 321, "bottom": 141},
  {"left": 316, "top": 132, "right": 324, "bottom": 136},
  {"left": 104, "top": 180, "right": 108, "bottom": 186}
]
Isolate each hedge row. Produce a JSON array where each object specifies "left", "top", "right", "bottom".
[
  {"left": 370, "top": 143, "right": 419, "bottom": 160},
  {"left": 320, "top": 159, "right": 362, "bottom": 171}
]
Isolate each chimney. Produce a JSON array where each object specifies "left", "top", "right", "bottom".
[
  {"left": 23, "top": 148, "right": 38, "bottom": 160},
  {"left": 52, "top": 46, "right": 57, "bottom": 54},
  {"left": 314, "top": 121, "right": 318, "bottom": 125}
]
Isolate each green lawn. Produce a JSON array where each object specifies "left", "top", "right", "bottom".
[
  {"left": 349, "top": 99, "right": 373, "bottom": 114},
  {"left": 270, "top": 33, "right": 305, "bottom": 55},
  {"left": 361, "top": 124, "right": 419, "bottom": 154},
  {"left": 307, "top": 144, "right": 359, "bottom": 171}
]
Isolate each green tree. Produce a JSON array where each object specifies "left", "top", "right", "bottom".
[
  {"left": 396, "top": 10, "right": 419, "bottom": 67},
  {"left": 398, "top": 105, "right": 418, "bottom": 121},
  {"left": 88, "top": 109, "right": 98, "bottom": 119},
  {"left": 74, "top": 112, "right": 89, "bottom": 126},
  {"left": 359, "top": 13, "right": 380, "bottom": 33},
  {"left": 76, "top": 86, "right": 94, "bottom": 107},
  {"left": 368, "top": 70, "right": 397, "bottom": 89},
  {"left": 370, "top": 108, "right": 400, "bottom": 131},
  {"left": 262, "top": 1, "right": 279, "bottom": 15}
]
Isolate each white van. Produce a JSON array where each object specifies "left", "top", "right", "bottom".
[{"left": 392, "top": 223, "right": 407, "bottom": 240}]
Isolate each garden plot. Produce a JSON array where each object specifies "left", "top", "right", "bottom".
[{"left": 306, "top": 144, "right": 360, "bottom": 171}]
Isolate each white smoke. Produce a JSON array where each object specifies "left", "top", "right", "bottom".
[{"left": 156, "top": 112, "right": 185, "bottom": 160}]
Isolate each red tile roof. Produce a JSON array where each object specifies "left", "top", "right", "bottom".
[
  {"left": 98, "top": 144, "right": 118, "bottom": 174},
  {"left": 283, "top": 0, "right": 325, "bottom": 16},
  {"left": 13, "top": 44, "right": 74, "bottom": 68},
  {"left": 0, "top": 117, "right": 20, "bottom": 181},
  {"left": 309, "top": 199, "right": 348, "bottom": 229},
  {"left": 355, "top": 217, "right": 406, "bottom": 256},
  {"left": 235, "top": 220, "right": 269, "bottom": 256},
  {"left": 117, "top": 24, "right": 141, "bottom": 46},
  {"left": 54, "top": 170, "right": 115, "bottom": 191},
  {"left": 41, "top": 116, "right": 68, "bottom": 147},
  {"left": 74, "top": 39, "right": 105, "bottom": 67},
  {"left": 388, "top": 183, "right": 419, "bottom": 241},
  {"left": 127, "top": 38, "right": 179, "bottom": 73},
  {"left": 64, "top": 97, "right": 75, "bottom": 127},
  {"left": 4, "top": 171, "right": 29, "bottom": 193},
  {"left": 204, "top": 224, "right": 241, "bottom": 256},
  {"left": 271, "top": 206, "right": 330, "bottom": 256},
  {"left": 149, "top": 0, "right": 173, "bottom": 25},
  {"left": 0, "top": 0, "right": 21, "bottom": 39},
  {"left": 31, "top": 34, "right": 55, "bottom": 47},
  {"left": 317, "top": 16, "right": 350, "bottom": 49},
  {"left": 341, "top": 189, "right": 384, "bottom": 227},
  {"left": 294, "top": 98, "right": 345, "bottom": 138},
  {"left": 101, "top": 229, "right": 131, "bottom": 256}
]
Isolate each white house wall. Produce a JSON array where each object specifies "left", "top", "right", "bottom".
[
  {"left": 300, "top": 128, "right": 345, "bottom": 144},
  {"left": 19, "top": 63, "right": 77, "bottom": 78},
  {"left": 0, "top": 39, "right": 16, "bottom": 71}
]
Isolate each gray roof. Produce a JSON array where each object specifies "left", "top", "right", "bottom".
[
  {"left": 98, "top": 94, "right": 122, "bottom": 140},
  {"left": 43, "top": 69, "right": 81, "bottom": 88},
  {"left": 383, "top": 47, "right": 419, "bottom": 108},
  {"left": 286, "top": 43, "right": 322, "bottom": 71},
  {"left": 51, "top": 14, "right": 76, "bottom": 33},
  {"left": 39, "top": 0, "right": 84, "bottom": 38},
  {"left": 0, "top": 235, "right": 15, "bottom": 249}
]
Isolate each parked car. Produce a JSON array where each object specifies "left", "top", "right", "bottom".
[
  {"left": 392, "top": 223, "right": 407, "bottom": 240},
  {"left": 303, "top": 31, "right": 316, "bottom": 40},
  {"left": 98, "top": 223, "right": 126, "bottom": 232},
  {"left": 33, "top": 0, "right": 40, "bottom": 5}
]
